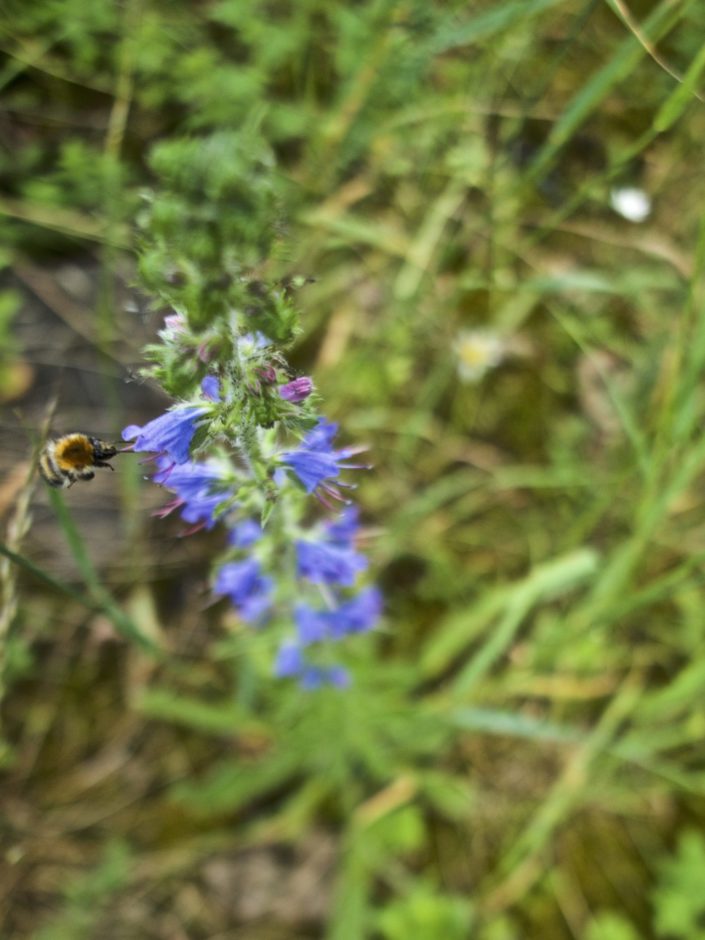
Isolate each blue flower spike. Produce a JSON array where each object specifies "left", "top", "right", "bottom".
[{"left": 123, "top": 349, "right": 379, "bottom": 685}]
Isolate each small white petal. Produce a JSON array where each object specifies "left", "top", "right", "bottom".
[
  {"left": 609, "top": 187, "right": 651, "bottom": 223},
  {"left": 454, "top": 330, "right": 505, "bottom": 383}
]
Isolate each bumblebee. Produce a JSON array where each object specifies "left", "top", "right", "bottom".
[{"left": 39, "top": 434, "right": 118, "bottom": 488}]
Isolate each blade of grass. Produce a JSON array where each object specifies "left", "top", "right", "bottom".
[
  {"left": 421, "top": 548, "right": 598, "bottom": 684},
  {"left": 577, "top": 431, "right": 705, "bottom": 624},
  {"left": 448, "top": 704, "right": 705, "bottom": 796},
  {"left": 606, "top": 0, "right": 705, "bottom": 107},
  {"left": 507, "top": 1, "right": 697, "bottom": 251},
  {"left": 652, "top": 37, "right": 705, "bottom": 132},
  {"left": 429, "top": 0, "right": 568, "bottom": 53},
  {"left": 47, "top": 489, "right": 160, "bottom": 654},
  {"left": 549, "top": 305, "right": 650, "bottom": 479},
  {"left": 482, "top": 678, "right": 642, "bottom": 912},
  {"left": 0, "top": 541, "right": 104, "bottom": 612},
  {"left": 450, "top": 549, "right": 599, "bottom": 697},
  {"left": 0, "top": 194, "right": 128, "bottom": 245},
  {"left": 525, "top": 0, "right": 690, "bottom": 185}
]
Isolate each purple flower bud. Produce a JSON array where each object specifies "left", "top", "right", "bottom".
[
  {"left": 278, "top": 376, "right": 314, "bottom": 403},
  {"left": 256, "top": 365, "right": 277, "bottom": 384}
]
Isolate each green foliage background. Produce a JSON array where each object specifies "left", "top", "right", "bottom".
[{"left": 2, "top": 0, "right": 705, "bottom": 937}]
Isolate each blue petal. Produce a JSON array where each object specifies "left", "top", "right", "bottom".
[
  {"left": 296, "top": 540, "right": 367, "bottom": 586},
  {"left": 122, "top": 406, "right": 207, "bottom": 464},
  {"left": 201, "top": 375, "right": 221, "bottom": 402}
]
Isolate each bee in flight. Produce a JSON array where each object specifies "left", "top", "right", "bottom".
[{"left": 39, "top": 434, "right": 119, "bottom": 488}]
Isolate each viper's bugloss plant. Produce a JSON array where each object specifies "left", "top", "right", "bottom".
[{"left": 124, "top": 128, "right": 380, "bottom": 686}]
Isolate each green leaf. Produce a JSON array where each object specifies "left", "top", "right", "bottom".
[
  {"left": 430, "top": 0, "right": 566, "bottom": 52},
  {"left": 376, "top": 885, "right": 473, "bottom": 940},
  {"left": 584, "top": 912, "right": 640, "bottom": 940},
  {"left": 528, "top": 0, "right": 689, "bottom": 183},
  {"left": 137, "top": 688, "right": 260, "bottom": 736},
  {"left": 364, "top": 805, "right": 426, "bottom": 857},
  {"left": 171, "top": 751, "right": 300, "bottom": 817},
  {"left": 654, "top": 831, "right": 705, "bottom": 939},
  {"left": 653, "top": 40, "right": 705, "bottom": 133}
]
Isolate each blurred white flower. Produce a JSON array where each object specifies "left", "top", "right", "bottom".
[
  {"left": 455, "top": 329, "right": 506, "bottom": 383},
  {"left": 609, "top": 186, "right": 651, "bottom": 223}
]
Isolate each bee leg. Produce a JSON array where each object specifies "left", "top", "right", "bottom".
[
  {"left": 78, "top": 469, "right": 95, "bottom": 482},
  {"left": 95, "top": 460, "right": 115, "bottom": 471}
]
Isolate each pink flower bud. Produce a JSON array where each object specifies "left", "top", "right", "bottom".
[
  {"left": 257, "top": 365, "right": 278, "bottom": 384},
  {"left": 278, "top": 377, "right": 314, "bottom": 403}
]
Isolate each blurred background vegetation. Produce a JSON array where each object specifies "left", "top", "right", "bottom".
[{"left": 2, "top": 0, "right": 705, "bottom": 937}]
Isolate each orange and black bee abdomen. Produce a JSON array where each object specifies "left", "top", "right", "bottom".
[
  {"left": 53, "top": 434, "right": 96, "bottom": 471},
  {"left": 39, "top": 450, "right": 65, "bottom": 487}
]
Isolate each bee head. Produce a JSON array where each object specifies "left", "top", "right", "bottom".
[{"left": 90, "top": 438, "right": 118, "bottom": 460}]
